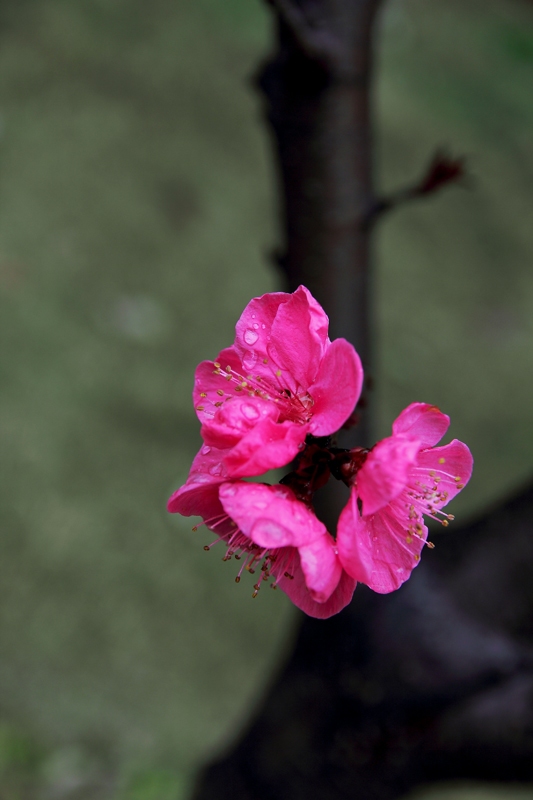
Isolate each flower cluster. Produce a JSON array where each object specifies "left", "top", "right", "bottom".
[{"left": 168, "top": 286, "right": 472, "bottom": 618}]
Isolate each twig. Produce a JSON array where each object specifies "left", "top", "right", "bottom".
[{"left": 364, "top": 149, "right": 467, "bottom": 228}]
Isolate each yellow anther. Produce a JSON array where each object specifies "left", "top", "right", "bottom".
[
  {"left": 426, "top": 541, "right": 435, "bottom": 548},
  {"left": 276, "top": 369, "right": 282, "bottom": 377},
  {"left": 196, "top": 406, "right": 205, "bottom": 411},
  {"left": 200, "top": 392, "right": 207, "bottom": 398},
  {"left": 263, "top": 358, "right": 268, "bottom": 364},
  {"left": 217, "top": 389, "right": 224, "bottom": 396},
  {"left": 214, "top": 362, "right": 221, "bottom": 369},
  {"left": 439, "top": 457, "right": 446, "bottom": 464}
]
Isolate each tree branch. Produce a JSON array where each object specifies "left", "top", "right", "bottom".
[
  {"left": 364, "top": 150, "right": 466, "bottom": 228},
  {"left": 266, "top": 0, "right": 355, "bottom": 80}
]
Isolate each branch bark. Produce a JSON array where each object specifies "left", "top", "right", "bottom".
[
  {"left": 260, "top": 0, "right": 384, "bottom": 435},
  {"left": 193, "top": 481, "right": 533, "bottom": 800}
]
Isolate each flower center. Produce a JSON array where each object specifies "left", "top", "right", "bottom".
[{"left": 203, "top": 360, "right": 313, "bottom": 424}]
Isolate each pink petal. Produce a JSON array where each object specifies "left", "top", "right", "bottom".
[
  {"left": 168, "top": 479, "right": 221, "bottom": 518},
  {"left": 222, "top": 418, "right": 309, "bottom": 477},
  {"left": 278, "top": 554, "right": 356, "bottom": 619},
  {"left": 392, "top": 402, "right": 450, "bottom": 447},
  {"left": 414, "top": 439, "right": 473, "bottom": 506},
  {"left": 298, "top": 533, "right": 342, "bottom": 603},
  {"left": 167, "top": 444, "right": 230, "bottom": 515},
  {"left": 193, "top": 347, "right": 244, "bottom": 426},
  {"left": 201, "top": 396, "right": 280, "bottom": 449},
  {"left": 308, "top": 338, "right": 364, "bottom": 437},
  {"left": 337, "top": 490, "right": 425, "bottom": 593},
  {"left": 267, "top": 286, "right": 329, "bottom": 391},
  {"left": 234, "top": 291, "right": 290, "bottom": 382},
  {"left": 219, "top": 482, "right": 326, "bottom": 548},
  {"left": 358, "top": 436, "right": 421, "bottom": 516},
  {"left": 181, "top": 443, "right": 231, "bottom": 483}
]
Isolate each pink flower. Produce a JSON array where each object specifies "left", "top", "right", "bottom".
[
  {"left": 168, "top": 444, "right": 356, "bottom": 619},
  {"left": 193, "top": 286, "right": 363, "bottom": 477},
  {"left": 168, "top": 285, "right": 473, "bottom": 618},
  {"left": 337, "top": 403, "right": 473, "bottom": 593}
]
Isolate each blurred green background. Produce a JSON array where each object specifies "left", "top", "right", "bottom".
[{"left": 0, "top": 0, "right": 532, "bottom": 797}]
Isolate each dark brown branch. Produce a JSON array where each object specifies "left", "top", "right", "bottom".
[
  {"left": 259, "top": 0, "right": 384, "bottom": 410},
  {"left": 365, "top": 150, "right": 466, "bottom": 227},
  {"left": 266, "top": 0, "right": 345, "bottom": 73},
  {"left": 193, "top": 480, "right": 533, "bottom": 800}
]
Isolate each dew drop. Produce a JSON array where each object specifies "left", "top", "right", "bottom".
[
  {"left": 201, "top": 445, "right": 211, "bottom": 455},
  {"left": 254, "top": 500, "right": 268, "bottom": 510},
  {"left": 191, "top": 474, "right": 211, "bottom": 484},
  {"left": 253, "top": 322, "right": 259, "bottom": 329},
  {"left": 253, "top": 519, "right": 287, "bottom": 542},
  {"left": 242, "top": 350, "right": 257, "bottom": 370},
  {"left": 251, "top": 314, "right": 256, "bottom": 319},
  {"left": 261, "top": 323, "right": 266, "bottom": 329},
  {"left": 222, "top": 485, "right": 236, "bottom": 496},
  {"left": 244, "top": 329, "right": 259, "bottom": 345},
  {"left": 241, "top": 402, "right": 260, "bottom": 420},
  {"left": 208, "top": 463, "right": 223, "bottom": 476}
]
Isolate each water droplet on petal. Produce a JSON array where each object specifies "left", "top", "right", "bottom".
[
  {"left": 261, "top": 323, "right": 266, "bottom": 329},
  {"left": 209, "top": 463, "right": 223, "bottom": 476},
  {"left": 191, "top": 474, "right": 211, "bottom": 484},
  {"left": 251, "top": 314, "right": 256, "bottom": 319},
  {"left": 242, "top": 350, "right": 257, "bottom": 369},
  {"left": 222, "top": 485, "right": 236, "bottom": 496},
  {"left": 201, "top": 445, "right": 211, "bottom": 454},
  {"left": 253, "top": 322, "right": 259, "bottom": 329},
  {"left": 241, "top": 403, "right": 260, "bottom": 420},
  {"left": 244, "top": 329, "right": 259, "bottom": 345},
  {"left": 254, "top": 500, "right": 268, "bottom": 510}
]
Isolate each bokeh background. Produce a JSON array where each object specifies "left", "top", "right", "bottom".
[{"left": 1, "top": 0, "right": 533, "bottom": 797}]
